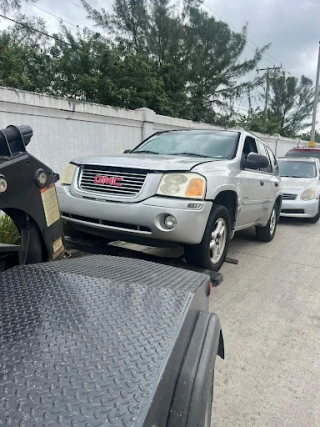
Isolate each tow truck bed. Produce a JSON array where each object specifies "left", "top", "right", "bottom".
[{"left": 0, "top": 255, "right": 223, "bottom": 427}]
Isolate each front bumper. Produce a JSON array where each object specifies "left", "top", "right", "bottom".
[
  {"left": 280, "top": 198, "right": 319, "bottom": 218},
  {"left": 56, "top": 185, "right": 212, "bottom": 245}
]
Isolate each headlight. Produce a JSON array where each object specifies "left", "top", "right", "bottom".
[
  {"left": 300, "top": 187, "right": 316, "bottom": 201},
  {"left": 157, "top": 173, "right": 206, "bottom": 199},
  {"left": 60, "top": 163, "right": 77, "bottom": 185}
]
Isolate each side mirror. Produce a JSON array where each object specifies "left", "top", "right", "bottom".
[
  {"left": 244, "top": 153, "right": 269, "bottom": 170},
  {"left": 123, "top": 149, "right": 132, "bottom": 154}
]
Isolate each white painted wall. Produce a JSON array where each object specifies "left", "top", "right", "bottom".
[{"left": 0, "top": 87, "right": 304, "bottom": 173}]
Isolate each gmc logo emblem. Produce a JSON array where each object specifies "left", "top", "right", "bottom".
[{"left": 94, "top": 175, "right": 123, "bottom": 186}]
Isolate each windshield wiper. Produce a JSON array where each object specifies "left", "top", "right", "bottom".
[
  {"left": 282, "top": 175, "right": 309, "bottom": 178},
  {"left": 133, "top": 150, "right": 159, "bottom": 155},
  {"left": 169, "top": 152, "right": 212, "bottom": 158}
]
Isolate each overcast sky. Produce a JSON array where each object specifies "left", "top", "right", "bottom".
[{"left": 1, "top": 0, "right": 320, "bottom": 115}]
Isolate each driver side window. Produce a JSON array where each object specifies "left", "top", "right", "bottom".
[{"left": 242, "top": 136, "right": 258, "bottom": 170}]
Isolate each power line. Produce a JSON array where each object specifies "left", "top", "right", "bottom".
[
  {"left": 65, "top": 0, "right": 87, "bottom": 10},
  {"left": 25, "top": 0, "right": 80, "bottom": 29},
  {"left": 202, "top": 2, "right": 285, "bottom": 70},
  {"left": 0, "top": 13, "right": 72, "bottom": 45}
]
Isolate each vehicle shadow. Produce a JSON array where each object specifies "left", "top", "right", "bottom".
[{"left": 278, "top": 216, "right": 316, "bottom": 227}]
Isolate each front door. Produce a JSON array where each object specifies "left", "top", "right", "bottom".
[{"left": 237, "top": 136, "right": 269, "bottom": 227}]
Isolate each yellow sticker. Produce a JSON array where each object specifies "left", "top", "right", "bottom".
[
  {"left": 41, "top": 184, "right": 61, "bottom": 227},
  {"left": 52, "top": 237, "right": 64, "bottom": 260},
  {"left": 308, "top": 141, "right": 316, "bottom": 147}
]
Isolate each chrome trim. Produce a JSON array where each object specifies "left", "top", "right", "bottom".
[{"left": 74, "top": 166, "right": 149, "bottom": 200}]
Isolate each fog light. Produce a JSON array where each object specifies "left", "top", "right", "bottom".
[
  {"left": 34, "top": 169, "right": 47, "bottom": 187},
  {"left": 164, "top": 215, "right": 177, "bottom": 230},
  {"left": 0, "top": 176, "right": 7, "bottom": 193}
]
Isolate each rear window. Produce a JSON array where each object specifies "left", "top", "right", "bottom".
[{"left": 285, "top": 149, "right": 320, "bottom": 159}]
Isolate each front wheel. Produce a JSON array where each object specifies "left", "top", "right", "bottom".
[
  {"left": 184, "top": 204, "right": 231, "bottom": 272},
  {"left": 256, "top": 205, "right": 278, "bottom": 242}
]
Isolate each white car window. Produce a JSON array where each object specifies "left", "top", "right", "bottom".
[{"left": 278, "top": 161, "right": 317, "bottom": 178}]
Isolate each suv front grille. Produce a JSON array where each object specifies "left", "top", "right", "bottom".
[
  {"left": 282, "top": 193, "right": 297, "bottom": 200},
  {"left": 79, "top": 165, "right": 148, "bottom": 197}
]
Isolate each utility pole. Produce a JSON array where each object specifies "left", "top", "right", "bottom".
[
  {"left": 257, "top": 66, "right": 282, "bottom": 122},
  {"left": 310, "top": 42, "right": 320, "bottom": 146}
]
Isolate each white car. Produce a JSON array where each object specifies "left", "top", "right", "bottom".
[{"left": 278, "top": 157, "right": 320, "bottom": 223}]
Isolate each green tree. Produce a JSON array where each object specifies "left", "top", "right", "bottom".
[
  {"left": 0, "top": 0, "right": 37, "bottom": 13},
  {"left": 81, "top": 0, "right": 192, "bottom": 117},
  {"left": 81, "top": 0, "right": 268, "bottom": 122},
  {"left": 0, "top": 13, "right": 48, "bottom": 45},
  {"left": 269, "top": 74, "right": 314, "bottom": 136},
  {"left": 300, "top": 130, "right": 320, "bottom": 143},
  {"left": 49, "top": 28, "right": 170, "bottom": 111},
  {"left": 240, "top": 109, "right": 282, "bottom": 135},
  {"left": 184, "top": 8, "right": 267, "bottom": 121},
  {"left": 0, "top": 15, "right": 51, "bottom": 91},
  {"left": 244, "top": 73, "right": 316, "bottom": 137}
]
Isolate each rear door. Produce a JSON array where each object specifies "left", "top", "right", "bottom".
[{"left": 237, "top": 136, "right": 269, "bottom": 227}]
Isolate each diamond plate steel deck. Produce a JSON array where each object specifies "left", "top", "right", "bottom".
[
  {"left": 0, "top": 256, "right": 208, "bottom": 427},
  {"left": 37, "top": 255, "right": 208, "bottom": 292}
]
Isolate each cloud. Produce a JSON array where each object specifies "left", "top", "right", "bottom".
[{"left": 205, "top": 0, "right": 320, "bottom": 80}]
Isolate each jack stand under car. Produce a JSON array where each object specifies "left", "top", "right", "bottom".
[{"left": 0, "top": 125, "right": 224, "bottom": 427}]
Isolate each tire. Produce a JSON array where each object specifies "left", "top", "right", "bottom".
[
  {"left": 308, "top": 202, "right": 320, "bottom": 224},
  {"left": 184, "top": 204, "right": 231, "bottom": 271},
  {"left": 256, "top": 204, "right": 278, "bottom": 242}
]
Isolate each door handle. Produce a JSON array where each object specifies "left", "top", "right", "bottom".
[{"left": 260, "top": 181, "right": 264, "bottom": 186}]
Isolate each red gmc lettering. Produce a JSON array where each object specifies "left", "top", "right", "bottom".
[{"left": 94, "top": 176, "right": 123, "bottom": 186}]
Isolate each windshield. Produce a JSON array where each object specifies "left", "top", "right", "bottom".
[
  {"left": 133, "top": 131, "right": 240, "bottom": 159},
  {"left": 285, "top": 150, "right": 320, "bottom": 159},
  {"left": 278, "top": 161, "right": 317, "bottom": 178}
]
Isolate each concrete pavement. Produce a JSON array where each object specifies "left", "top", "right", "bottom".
[{"left": 212, "top": 218, "right": 320, "bottom": 427}]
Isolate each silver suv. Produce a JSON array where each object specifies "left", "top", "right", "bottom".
[{"left": 57, "top": 130, "right": 282, "bottom": 271}]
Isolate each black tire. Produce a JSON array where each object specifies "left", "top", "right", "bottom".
[
  {"left": 308, "top": 202, "right": 320, "bottom": 223},
  {"left": 184, "top": 204, "right": 231, "bottom": 272},
  {"left": 256, "top": 204, "right": 278, "bottom": 242}
]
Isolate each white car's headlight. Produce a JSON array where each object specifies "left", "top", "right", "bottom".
[
  {"left": 157, "top": 173, "right": 206, "bottom": 199},
  {"left": 60, "top": 163, "right": 77, "bottom": 185},
  {"left": 300, "top": 187, "right": 316, "bottom": 201}
]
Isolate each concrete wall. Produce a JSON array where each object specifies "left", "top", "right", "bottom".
[{"left": 0, "top": 87, "right": 304, "bottom": 173}]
